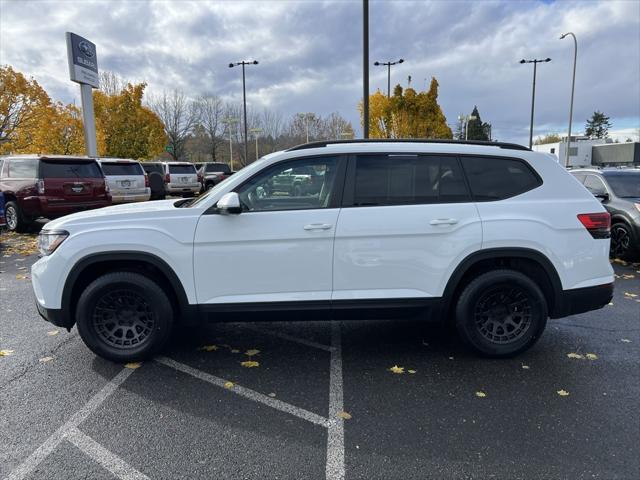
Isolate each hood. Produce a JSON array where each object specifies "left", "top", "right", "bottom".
[{"left": 43, "top": 199, "right": 185, "bottom": 231}]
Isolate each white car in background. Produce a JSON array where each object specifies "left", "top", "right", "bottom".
[
  {"left": 98, "top": 159, "right": 150, "bottom": 204},
  {"left": 163, "top": 162, "right": 200, "bottom": 197}
]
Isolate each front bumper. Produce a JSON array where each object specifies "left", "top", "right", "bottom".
[
  {"left": 551, "top": 282, "right": 614, "bottom": 318},
  {"left": 36, "top": 301, "right": 71, "bottom": 329}
]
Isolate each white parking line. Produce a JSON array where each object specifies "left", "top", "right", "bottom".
[
  {"left": 66, "top": 427, "right": 150, "bottom": 480},
  {"left": 243, "top": 325, "right": 335, "bottom": 352},
  {"left": 155, "top": 356, "right": 330, "bottom": 428},
  {"left": 5, "top": 367, "right": 134, "bottom": 480},
  {"left": 326, "top": 321, "right": 345, "bottom": 480}
]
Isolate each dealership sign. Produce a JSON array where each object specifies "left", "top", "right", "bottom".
[{"left": 65, "top": 32, "right": 99, "bottom": 88}]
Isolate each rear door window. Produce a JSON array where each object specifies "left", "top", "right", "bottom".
[
  {"left": 41, "top": 161, "right": 103, "bottom": 178},
  {"left": 460, "top": 156, "right": 541, "bottom": 201},
  {"left": 101, "top": 163, "right": 143, "bottom": 176},
  {"left": 351, "top": 155, "right": 470, "bottom": 206},
  {"left": 8, "top": 158, "right": 38, "bottom": 178},
  {"left": 169, "top": 164, "right": 196, "bottom": 174}
]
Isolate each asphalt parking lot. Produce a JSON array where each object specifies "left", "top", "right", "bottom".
[{"left": 1, "top": 231, "right": 639, "bottom": 480}]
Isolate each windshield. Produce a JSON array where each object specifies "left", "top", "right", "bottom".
[
  {"left": 605, "top": 173, "right": 640, "bottom": 198},
  {"left": 188, "top": 157, "right": 268, "bottom": 208}
]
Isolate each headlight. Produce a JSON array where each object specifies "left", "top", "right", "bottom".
[{"left": 37, "top": 230, "right": 69, "bottom": 256}]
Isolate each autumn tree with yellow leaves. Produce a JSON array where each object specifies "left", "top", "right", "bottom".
[{"left": 360, "top": 77, "right": 452, "bottom": 140}]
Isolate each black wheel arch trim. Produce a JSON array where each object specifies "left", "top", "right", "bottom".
[
  {"left": 61, "top": 251, "right": 196, "bottom": 328},
  {"left": 442, "top": 247, "right": 564, "bottom": 317}
]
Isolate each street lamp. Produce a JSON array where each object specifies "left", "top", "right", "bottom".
[
  {"left": 520, "top": 57, "right": 551, "bottom": 149},
  {"left": 560, "top": 32, "right": 577, "bottom": 167},
  {"left": 222, "top": 117, "right": 239, "bottom": 170},
  {"left": 457, "top": 114, "right": 478, "bottom": 141},
  {"left": 250, "top": 128, "right": 263, "bottom": 160},
  {"left": 297, "top": 113, "right": 313, "bottom": 143},
  {"left": 373, "top": 58, "right": 404, "bottom": 97},
  {"left": 229, "top": 60, "right": 259, "bottom": 165}
]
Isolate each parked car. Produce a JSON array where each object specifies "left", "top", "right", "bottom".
[
  {"left": 198, "top": 162, "right": 233, "bottom": 191},
  {"left": 98, "top": 159, "right": 150, "bottom": 204},
  {"left": 140, "top": 162, "right": 166, "bottom": 200},
  {"left": 0, "top": 191, "right": 6, "bottom": 231},
  {"left": 164, "top": 162, "right": 200, "bottom": 197},
  {"left": 265, "top": 164, "right": 323, "bottom": 196},
  {"left": 32, "top": 139, "right": 613, "bottom": 362},
  {"left": 570, "top": 168, "right": 640, "bottom": 260},
  {"left": 0, "top": 155, "right": 111, "bottom": 232}
]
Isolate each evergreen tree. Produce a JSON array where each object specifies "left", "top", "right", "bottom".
[
  {"left": 585, "top": 111, "right": 612, "bottom": 139},
  {"left": 465, "top": 106, "right": 491, "bottom": 141}
]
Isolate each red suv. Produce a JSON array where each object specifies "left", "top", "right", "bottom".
[{"left": 0, "top": 155, "right": 111, "bottom": 232}]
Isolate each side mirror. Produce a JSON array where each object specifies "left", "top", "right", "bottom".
[{"left": 216, "top": 192, "right": 242, "bottom": 215}]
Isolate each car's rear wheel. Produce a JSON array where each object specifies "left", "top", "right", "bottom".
[
  {"left": 5, "top": 201, "right": 30, "bottom": 233},
  {"left": 455, "top": 269, "right": 547, "bottom": 357},
  {"left": 610, "top": 222, "right": 637, "bottom": 261},
  {"left": 76, "top": 272, "right": 174, "bottom": 362}
]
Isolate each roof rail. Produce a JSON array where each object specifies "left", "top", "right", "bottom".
[{"left": 286, "top": 138, "right": 531, "bottom": 152}]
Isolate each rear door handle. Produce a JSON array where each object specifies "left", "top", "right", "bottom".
[
  {"left": 304, "top": 223, "right": 333, "bottom": 231},
  {"left": 429, "top": 218, "right": 458, "bottom": 225}
]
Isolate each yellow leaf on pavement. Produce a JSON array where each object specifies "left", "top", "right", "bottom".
[
  {"left": 624, "top": 292, "right": 638, "bottom": 298},
  {"left": 586, "top": 353, "right": 598, "bottom": 360},
  {"left": 268, "top": 392, "right": 276, "bottom": 397},
  {"left": 47, "top": 330, "right": 59, "bottom": 336},
  {"left": 0, "top": 349, "right": 14, "bottom": 357},
  {"left": 567, "top": 353, "right": 584, "bottom": 359},
  {"left": 557, "top": 389, "right": 570, "bottom": 396},
  {"left": 337, "top": 411, "right": 352, "bottom": 420},
  {"left": 224, "top": 381, "right": 234, "bottom": 389},
  {"left": 197, "top": 345, "right": 218, "bottom": 352},
  {"left": 39, "top": 356, "right": 54, "bottom": 363},
  {"left": 245, "top": 349, "right": 260, "bottom": 356},
  {"left": 124, "top": 362, "right": 142, "bottom": 369},
  {"left": 621, "top": 339, "right": 632, "bottom": 343},
  {"left": 475, "top": 391, "right": 487, "bottom": 398},
  {"left": 389, "top": 365, "right": 404, "bottom": 374},
  {"left": 408, "top": 369, "right": 417, "bottom": 374},
  {"left": 521, "top": 365, "right": 530, "bottom": 369},
  {"left": 240, "top": 360, "right": 259, "bottom": 368}
]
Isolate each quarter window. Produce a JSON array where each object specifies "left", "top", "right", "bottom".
[
  {"left": 583, "top": 175, "right": 607, "bottom": 196},
  {"left": 353, "top": 155, "right": 470, "bottom": 206},
  {"left": 460, "top": 156, "right": 541, "bottom": 201}
]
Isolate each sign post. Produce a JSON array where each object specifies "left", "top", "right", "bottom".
[{"left": 65, "top": 32, "right": 99, "bottom": 157}]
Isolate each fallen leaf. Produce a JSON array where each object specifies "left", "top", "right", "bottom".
[
  {"left": 268, "top": 392, "right": 276, "bottom": 397},
  {"left": 124, "top": 362, "right": 142, "bottom": 369},
  {"left": 622, "top": 274, "right": 635, "bottom": 279},
  {"left": 47, "top": 330, "right": 59, "bottom": 336},
  {"left": 408, "top": 369, "right": 417, "bottom": 374},
  {"left": 0, "top": 349, "right": 14, "bottom": 357},
  {"left": 448, "top": 356, "right": 454, "bottom": 360},
  {"left": 389, "top": 365, "right": 404, "bottom": 374},
  {"left": 197, "top": 345, "right": 218, "bottom": 352},
  {"left": 231, "top": 349, "right": 240, "bottom": 353},
  {"left": 15, "top": 274, "right": 27, "bottom": 280},
  {"left": 567, "top": 353, "right": 584, "bottom": 359},
  {"left": 475, "top": 391, "right": 487, "bottom": 398},
  {"left": 521, "top": 365, "right": 530, "bottom": 369},
  {"left": 608, "top": 302, "right": 614, "bottom": 306},
  {"left": 39, "top": 356, "right": 54, "bottom": 363},
  {"left": 621, "top": 338, "right": 632, "bottom": 343},
  {"left": 224, "top": 381, "right": 234, "bottom": 389},
  {"left": 586, "top": 353, "right": 598, "bottom": 360},
  {"left": 624, "top": 292, "right": 638, "bottom": 298},
  {"left": 557, "top": 389, "right": 570, "bottom": 397},
  {"left": 245, "top": 349, "right": 260, "bottom": 356},
  {"left": 240, "top": 360, "right": 259, "bottom": 368},
  {"left": 337, "top": 411, "right": 352, "bottom": 420}
]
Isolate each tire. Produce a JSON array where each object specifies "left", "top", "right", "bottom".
[
  {"left": 205, "top": 182, "right": 215, "bottom": 190},
  {"left": 148, "top": 172, "right": 165, "bottom": 200},
  {"left": 76, "top": 272, "right": 174, "bottom": 362},
  {"left": 5, "top": 201, "right": 30, "bottom": 233},
  {"left": 455, "top": 269, "right": 548, "bottom": 358},
  {"left": 610, "top": 222, "right": 638, "bottom": 261}
]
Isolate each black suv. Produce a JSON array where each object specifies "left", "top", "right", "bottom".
[{"left": 571, "top": 168, "right": 640, "bottom": 260}]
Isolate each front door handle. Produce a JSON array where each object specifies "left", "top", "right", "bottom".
[
  {"left": 304, "top": 223, "right": 333, "bottom": 231},
  {"left": 429, "top": 218, "right": 458, "bottom": 226}
]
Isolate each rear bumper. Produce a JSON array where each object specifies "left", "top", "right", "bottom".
[
  {"left": 21, "top": 196, "right": 111, "bottom": 218},
  {"left": 551, "top": 282, "right": 614, "bottom": 318},
  {"left": 111, "top": 191, "right": 151, "bottom": 203},
  {"left": 166, "top": 185, "right": 200, "bottom": 194}
]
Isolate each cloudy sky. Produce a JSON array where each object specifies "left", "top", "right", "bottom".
[{"left": 1, "top": 0, "right": 639, "bottom": 144}]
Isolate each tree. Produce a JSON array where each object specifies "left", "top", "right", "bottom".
[
  {"left": 197, "top": 94, "right": 225, "bottom": 161},
  {"left": 585, "top": 111, "right": 612, "bottom": 139},
  {"left": 150, "top": 89, "right": 200, "bottom": 160},
  {"left": 534, "top": 133, "right": 561, "bottom": 145},
  {"left": 0, "top": 65, "right": 50, "bottom": 153},
  {"left": 94, "top": 83, "right": 166, "bottom": 159},
  {"left": 360, "top": 77, "right": 452, "bottom": 139},
  {"left": 465, "top": 106, "right": 491, "bottom": 141}
]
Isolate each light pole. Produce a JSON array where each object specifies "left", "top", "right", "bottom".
[
  {"left": 229, "top": 60, "right": 258, "bottom": 166},
  {"left": 297, "top": 113, "right": 312, "bottom": 143},
  {"left": 222, "top": 117, "right": 239, "bottom": 170},
  {"left": 374, "top": 58, "right": 404, "bottom": 97},
  {"left": 363, "top": 0, "right": 369, "bottom": 139},
  {"left": 457, "top": 114, "right": 478, "bottom": 140},
  {"left": 520, "top": 57, "right": 551, "bottom": 149},
  {"left": 560, "top": 32, "right": 577, "bottom": 167},
  {"left": 250, "top": 128, "right": 263, "bottom": 160}
]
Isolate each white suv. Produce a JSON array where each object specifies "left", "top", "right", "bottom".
[
  {"left": 98, "top": 158, "right": 151, "bottom": 204},
  {"left": 31, "top": 140, "right": 614, "bottom": 361}
]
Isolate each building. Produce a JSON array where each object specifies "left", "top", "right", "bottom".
[{"left": 533, "top": 136, "right": 639, "bottom": 168}]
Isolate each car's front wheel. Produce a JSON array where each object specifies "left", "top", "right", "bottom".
[
  {"left": 76, "top": 272, "right": 174, "bottom": 362},
  {"left": 455, "top": 269, "right": 547, "bottom": 357},
  {"left": 610, "top": 222, "right": 638, "bottom": 261}
]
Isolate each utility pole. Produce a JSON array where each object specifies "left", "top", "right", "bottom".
[
  {"left": 374, "top": 59, "right": 405, "bottom": 97},
  {"left": 229, "top": 60, "right": 258, "bottom": 165},
  {"left": 223, "top": 117, "right": 239, "bottom": 170},
  {"left": 363, "top": 0, "right": 369, "bottom": 139},
  {"left": 560, "top": 32, "right": 577, "bottom": 167}
]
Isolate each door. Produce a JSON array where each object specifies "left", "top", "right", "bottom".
[
  {"left": 332, "top": 154, "right": 482, "bottom": 300},
  {"left": 193, "top": 155, "right": 345, "bottom": 305}
]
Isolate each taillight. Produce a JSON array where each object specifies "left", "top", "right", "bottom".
[
  {"left": 144, "top": 174, "right": 150, "bottom": 188},
  {"left": 577, "top": 212, "right": 611, "bottom": 239},
  {"left": 37, "top": 179, "right": 45, "bottom": 195},
  {"left": 104, "top": 181, "right": 110, "bottom": 193},
  {"left": 165, "top": 173, "right": 170, "bottom": 183}
]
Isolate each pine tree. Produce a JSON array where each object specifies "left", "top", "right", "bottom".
[
  {"left": 585, "top": 111, "right": 612, "bottom": 139},
  {"left": 465, "top": 106, "right": 491, "bottom": 141}
]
